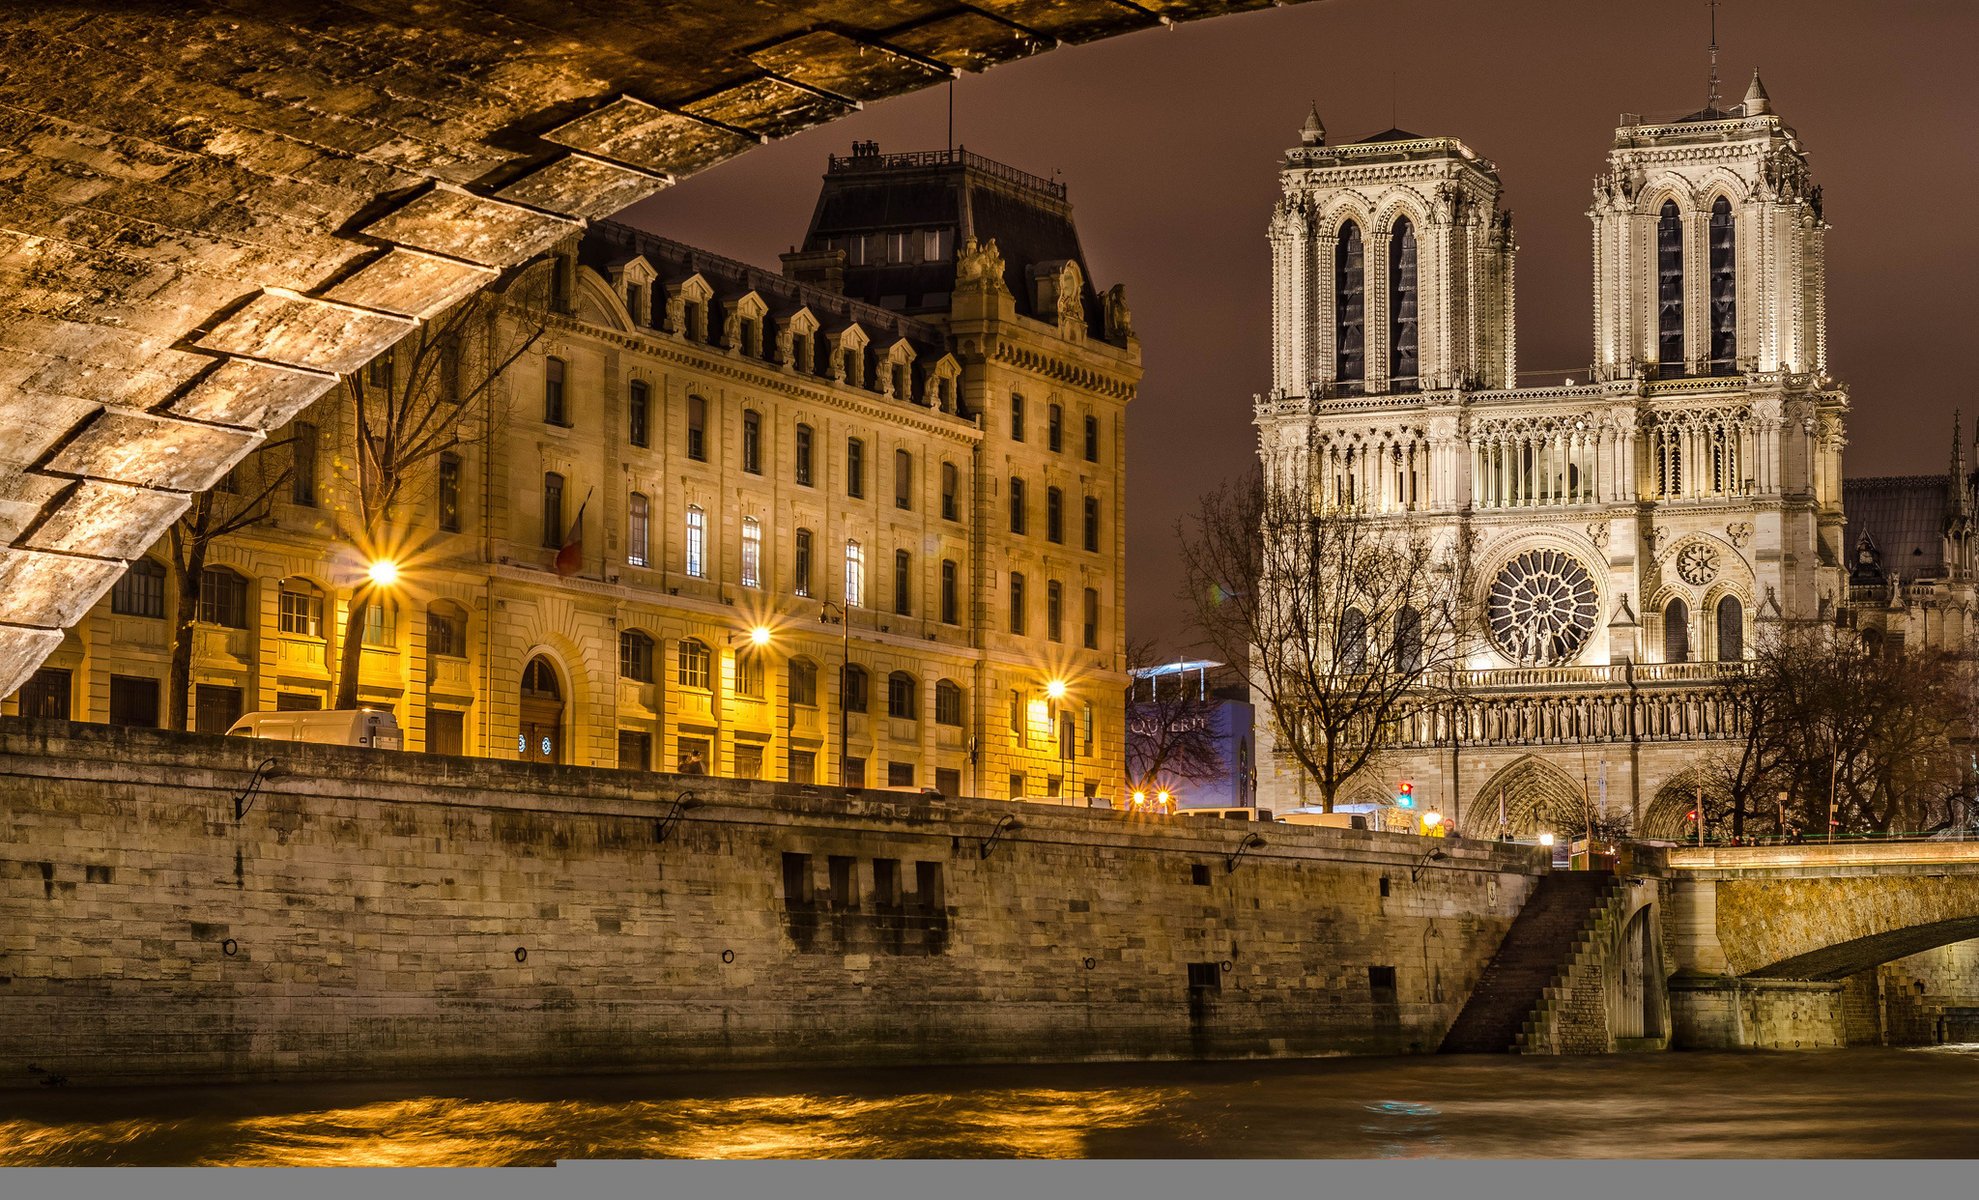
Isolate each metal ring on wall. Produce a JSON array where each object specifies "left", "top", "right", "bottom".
[
  {"left": 514, "top": 947, "right": 528, "bottom": 963},
  {"left": 1083, "top": 956, "right": 1096, "bottom": 970},
  {"left": 221, "top": 939, "right": 238, "bottom": 957},
  {"left": 721, "top": 949, "right": 735, "bottom": 964},
  {"left": 1221, "top": 960, "right": 1234, "bottom": 973}
]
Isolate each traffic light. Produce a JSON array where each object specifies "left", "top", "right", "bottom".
[{"left": 1398, "top": 780, "right": 1415, "bottom": 809}]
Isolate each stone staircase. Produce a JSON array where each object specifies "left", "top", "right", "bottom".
[{"left": 1439, "top": 871, "right": 1624, "bottom": 1054}]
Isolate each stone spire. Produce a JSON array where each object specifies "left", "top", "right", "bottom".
[
  {"left": 1742, "top": 69, "right": 1772, "bottom": 116},
  {"left": 1299, "top": 102, "right": 1326, "bottom": 147},
  {"left": 1948, "top": 409, "right": 1972, "bottom": 579}
]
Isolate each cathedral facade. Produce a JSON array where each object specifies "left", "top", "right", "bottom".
[{"left": 1253, "top": 75, "right": 1865, "bottom": 838}]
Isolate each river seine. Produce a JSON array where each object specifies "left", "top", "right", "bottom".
[{"left": 2, "top": 1047, "right": 1975, "bottom": 1164}]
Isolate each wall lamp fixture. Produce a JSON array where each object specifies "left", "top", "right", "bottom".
[
  {"left": 1227, "top": 832, "right": 1265, "bottom": 873},
  {"left": 980, "top": 814, "right": 1021, "bottom": 859},
  {"left": 1411, "top": 849, "right": 1451, "bottom": 882},
  {"left": 233, "top": 758, "right": 283, "bottom": 822},
  {"left": 655, "top": 790, "right": 701, "bottom": 845}
]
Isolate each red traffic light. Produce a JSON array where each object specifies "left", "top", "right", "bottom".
[{"left": 1398, "top": 780, "right": 1415, "bottom": 808}]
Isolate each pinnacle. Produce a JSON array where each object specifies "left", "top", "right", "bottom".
[
  {"left": 1300, "top": 102, "right": 1326, "bottom": 147},
  {"left": 1743, "top": 69, "right": 1772, "bottom": 116}
]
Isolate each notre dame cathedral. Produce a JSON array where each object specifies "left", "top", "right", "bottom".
[{"left": 1252, "top": 71, "right": 1978, "bottom": 837}]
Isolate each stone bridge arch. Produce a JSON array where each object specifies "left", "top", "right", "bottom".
[{"left": 0, "top": 1, "right": 1325, "bottom": 693}]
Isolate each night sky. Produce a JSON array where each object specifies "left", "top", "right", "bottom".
[{"left": 625, "top": 0, "right": 1979, "bottom": 656}]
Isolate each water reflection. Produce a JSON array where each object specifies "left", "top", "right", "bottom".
[{"left": 3, "top": 1047, "right": 1978, "bottom": 1164}]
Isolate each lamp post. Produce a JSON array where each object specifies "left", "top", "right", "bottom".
[
  {"left": 1047, "top": 678, "right": 1073, "bottom": 804},
  {"left": 818, "top": 601, "right": 852, "bottom": 787}
]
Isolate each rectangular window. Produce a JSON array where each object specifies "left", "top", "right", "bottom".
[
  {"left": 677, "top": 735, "right": 710, "bottom": 772},
  {"left": 193, "top": 684, "right": 241, "bottom": 734},
  {"left": 1011, "top": 393, "right": 1025, "bottom": 441},
  {"left": 427, "top": 610, "right": 464, "bottom": 657},
  {"left": 1188, "top": 962, "right": 1222, "bottom": 994},
  {"left": 886, "top": 231, "right": 910, "bottom": 263},
  {"left": 941, "top": 462, "right": 958, "bottom": 521},
  {"left": 198, "top": 569, "right": 248, "bottom": 628},
  {"left": 795, "top": 423, "right": 814, "bottom": 486},
  {"left": 627, "top": 492, "right": 650, "bottom": 568},
  {"left": 893, "top": 549, "right": 911, "bottom": 616},
  {"left": 1049, "top": 403, "right": 1062, "bottom": 452},
  {"left": 628, "top": 380, "right": 650, "bottom": 447},
  {"left": 845, "top": 540, "right": 864, "bottom": 608},
  {"left": 789, "top": 748, "right": 816, "bottom": 785},
  {"left": 1085, "top": 414, "right": 1100, "bottom": 463},
  {"left": 362, "top": 600, "right": 395, "bottom": 647},
  {"left": 935, "top": 681, "right": 962, "bottom": 727},
  {"left": 108, "top": 675, "right": 159, "bottom": 728},
  {"left": 1083, "top": 587, "right": 1100, "bottom": 650},
  {"left": 1009, "top": 477, "right": 1026, "bottom": 534},
  {"left": 19, "top": 668, "right": 71, "bottom": 720},
  {"left": 617, "top": 729, "right": 651, "bottom": 770},
  {"left": 291, "top": 421, "right": 318, "bottom": 506},
  {"left": 276, "top": 692, "right": 322, "bottom": 711},
  {"left": 935, "top": 767, "right": 960, "bottom": 798},
  {"left": 111, "top": 561, "right": 165, "bottom": 618},
  {"left": 873, "top": 857, "right": 902, "bottom": 906},
  {"left": 788, "top": 659, "right": 818, "bottom": 707},
  {"left": 794, "top": 528, "right": 813, "bottom": 598},
  {"left": 1047, "top": 580, "right": 1063, "bottom": 642},
  {"left": 940, "top": 559, "right": 958, "bottom": 625},
  {"left": 734, "top": 742, "right": 764, "bottom": 779},
  {"left": 619, "top": 631, "right": 655, "bottom": 682},
  {"left": 428, "top": 709, "right": 465, "bottom": 756},
  {"left": 894, "top": 449, "right": 912, "bottom": 510},
  {"left": 782, "top": 852, "right": 814, "bottom": 906},
  {"left": 686, "top": 394, "right": 706, "bottom": 461},
  {"left": 924, "top": 228, "right": 955, "bottom": 262},
  {"left": 1047, "top": 487, "right": 1063, "bottom": 543},
  {"left": 741, "top": 516, "right": 762, "bottom": 588},
  {"left": 542, "top": 472, "right": 564, "bottom": 549},
  {"left": 847, "top": 438, "right": 865, "bottom": 498},
  {"left": 544, "top": 357, "right": 567, "bottom": 426},
  {"left": 887, "top": 761, "right": 914, "bottom": 788},
  {"left": 828, "top": 855, "right": 860, "bottom": 908},
  {"left": 438, "top": 453, "right": 461, "bottom": 532},
  {"left": 685, "top": 506, "right": 706, "bottom": 578},
  {"left": 736, "top": 651, "right": 765, "bottom": 699},
  {"left": 278, "top": 584, "right": 323, "bottom": 637},
  {"left": 1009, "top": 771, "right": 1026, "bottom": 799},
  {"left": 1009, "top": 571, "right": 1026, "bottom": 635},
  {"left": 743, "top": 410, "right": 762, "bottom": 474},
  {"left": 1084, "top": 496, "right": 1100, "bottom": 553},
  {"left": 915, "top": 861, "right": 945, "bottom": 910},
  {"left": 844, "top": 755, "right": 867, "bottom": 788}
]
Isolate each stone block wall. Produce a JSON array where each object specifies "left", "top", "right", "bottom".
[{"left": 0, "top": 719, "right": 1544, "bottom": 1086}]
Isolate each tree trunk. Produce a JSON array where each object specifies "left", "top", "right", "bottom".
[
  {"left": 334, "top": 580, "right": 370, "bottom": 710},
  {"left": 167, "top": 539, "right": 206, "bottom": 732}
]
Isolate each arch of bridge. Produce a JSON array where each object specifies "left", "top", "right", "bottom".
[{"left": 0, "top": 1, "right": 1312, "bottom": 693}]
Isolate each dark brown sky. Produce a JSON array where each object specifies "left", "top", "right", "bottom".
[{"left": 626, "top": 0, "right": 1979, "bottom": 656}]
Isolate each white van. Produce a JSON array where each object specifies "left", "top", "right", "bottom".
[
  {"left": 1280, "top": 811, "right": 1369, "bottom": 830},
  {"left": 1179, "top": 806, "right": 1276, "bottom": 822},
  {"left": 226, "top": 709, "right": 404, "bottom": 750}
]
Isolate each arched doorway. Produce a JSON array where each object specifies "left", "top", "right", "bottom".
[
  {"left": 519, "top": 656, "right": 564, "bottom": 764},
  {"left": 1475, "top": 755, "right": 1592, "bottom": 840}
]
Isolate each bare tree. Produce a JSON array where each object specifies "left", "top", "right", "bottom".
[
  {"left": 164, "top": 442, "right": 294, "bottom": 730},
  {"left": 329, "top": 281, "right": 545, "bottom": 709},
  {"left": 1124, "top": 639, "right": 1229, "bottom": 802},
  {"left": 1180, "top": 467, "right": 1481, "bottom": 811}
]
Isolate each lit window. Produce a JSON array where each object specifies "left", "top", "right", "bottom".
[
  {"left": 795, "top": 528, "right": 813, "bottom": 598},
  {"left": 627, "top": 492, "right": 650, "bottom": 568},
  {"left": 685, "top": 504, "right": 706, "bottom": 578},
  {"left": 111, "top": 558, "right": 166, "bottom": 619},
  {"left": 277, "top": 579, "right": 324, "bottom": 637},
  {"left": 741, "top": 516, "right": 762, "bottom": 588},
  {"left": 845, "top": 539, "right": 865, "bottom": 608},
  {"left": 677, "top": 638, "right": 711, "bottom": 690},
  {"left": 619, "top": 630, "right": 655, "bottom": 682}
]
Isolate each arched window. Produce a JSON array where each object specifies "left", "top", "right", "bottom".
[
  {"left": 111, "top": 557, "right": 166, "bottom": 619},
  {"left": 677, "top": 638, "right": 711, "bottom": 690},
  {"left": 1664, "top": 598, "right": 1691, "bottom": 664},
  {"left": 1335, "top": 221, "right": 1366, "bottom": 387},
  {"left": 1708, "top": 196, "right": 1736, "bottom": 374},
  {"left": 277, "top": 578, "right": 325, "bottom": 637},
  {"left": 1716, "top": 595, "right": 1743, "bottom": 662},
  {"left": 887, "top": 671, "right": 918, "bottom": 718},
  {"left": 684, "top": 504, "right": 706, "bottom": 578},
  {"left": 788, "top": 658, "right": 819, "bottom": 707},
  {"left": 1394, "top": 605, "right": 1423, "bottom": 673},
  {"left": 843, "top": 663, "right": 870, "bottom": 712},
  {"left": 519, "top": 656, "right": 563, "bottom": 764},
  {"left": 1339, "top": 607, "right": 1368, "bottom": 671},
  {"left": 198, "top": 567, "right": 249, "bottom": 628},
  {"left": 1389, "top": 216, "right": 1418, "bottom": 388},
  {"left": 426, "top": 603, "right": 467, "bottom": 658},
  {"left": 935, "top": 680, "right": 963, "bottom": 727},
  {"left": 740, "top": 516, "right": 762, "bottom": 588},
  {"left": 619, "top": 629, "right": 655, "bottom": 682},
  {"left": 626, "top": 492, "right": 649, "bottom": 567},
  {"left": 844, "top": 539, "right": 865, "bottom": 608},
  {"left": 1656, "top": 200, "right": 1684, "bottom": 375}
]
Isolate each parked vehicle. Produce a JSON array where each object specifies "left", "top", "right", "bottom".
[
  {"left": 1280, "top": 811, "right": 1369, "bottom": 830},
  {"left": 225, "top": 709, "right": 404, "bottom": 750},
  {"left": 1178, "top": 806, "right": 1276, "bottom": 822}
]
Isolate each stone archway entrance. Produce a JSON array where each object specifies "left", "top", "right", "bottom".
[
  {"left": 519, "top": 656, "right": 565, "bottom": 765},
  {"left": 1474, "top": 755, "right": 1592, "bottom": 840}
]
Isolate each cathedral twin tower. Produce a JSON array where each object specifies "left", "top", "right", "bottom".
[{"left": 1253, "top": 72, "right": 1851, "bottom": 819}]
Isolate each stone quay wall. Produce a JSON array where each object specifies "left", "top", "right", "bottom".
[{"left": 0, "top": 720, "right": 1546, "bottom": 1086}]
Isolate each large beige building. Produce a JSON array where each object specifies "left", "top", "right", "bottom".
[
  {"left": 6, "top": 144, "right": 1140, "bottom": 801},
  {"left": 1253, "top": 76, "right": 1878, "bottom": 834}
]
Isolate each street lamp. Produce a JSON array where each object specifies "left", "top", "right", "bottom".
[
  {"left": 1422, "top": 810, "right": 1443, "bottom": 835},
  {"left": 1046, "top": 678, "right": 1074, "bottom": 804},
  {"left": 818, "top": 601, "right": 852, "bottom": 787},
  {"left": 366, "top": 559, "right": 400, "bottom": 587}
]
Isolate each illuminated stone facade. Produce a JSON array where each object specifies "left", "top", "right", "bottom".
[
  {"left": 1254, "top": 78, "right": 1868, "bottom": 836},
  {"left": 7, "top": 147, "right": 1139, "bottom": 801}
]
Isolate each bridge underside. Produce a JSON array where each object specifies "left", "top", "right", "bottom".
[{"left": 0, "top": 0, "right": 1304, "bottom": 693}]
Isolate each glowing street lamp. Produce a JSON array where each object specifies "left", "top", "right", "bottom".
[
  {"left": 1538, "top": 832, "right": 1556, "bottom": 848},
  {"left": 1045, "top": 678, "right": 1073, "bottom": 802},
  {"left": 749, "top": 624, "right": 771, "bottom": 647},
  {"left": 1046, "top": 679, "right": 1067, "bottom": 701},
  {"left": 1422, "top": 810, "right": 1443, "bottom": 831},
  {"left": 367, "top": 559, "right": 400, "bottom": 587}
]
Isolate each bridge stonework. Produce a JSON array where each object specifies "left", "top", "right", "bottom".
[{"left": 1659, "top": 844, "right": 1979, "bottom": 1049}]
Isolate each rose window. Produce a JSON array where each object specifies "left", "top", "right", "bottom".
[
  {"left": 1676, "top": 541, "right": 1720, "bottom": 585},
  {"left": 1488, "top": 549, "right": 1599, "bottom": 666}
]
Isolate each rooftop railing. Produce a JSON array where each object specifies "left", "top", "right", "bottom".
[{"left": 827, "top": 146, "right": 1067, "bottom": 201}]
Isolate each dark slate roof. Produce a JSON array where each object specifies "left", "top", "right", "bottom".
[
  {"left": 1844, "top": 475, "right": 1951, "bottom": 580},
  {"left": 580, "top": 221, "right": 949, "bottom": 364},
  {"left": 1351, "top": 127, "right": 1429, "bottom": 143},
  {"left": 798, "top": 145, "right": 1103, "bottom": 333}
]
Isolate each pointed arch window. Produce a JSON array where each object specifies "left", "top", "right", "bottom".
[
  {"left": 1716, "top": 595, "right": 1743, "bottom": 661},
  {"left": 1339, "top": 607, "right": 1369, "bottom": 671},
  {"left": 1664, "top": 598, "right": 1691, "bottom": 664},
  {"left": 1708, "top": 196, "right": 1736, "bottom": 374},
  {"left": 1389, "top": 217, "right": 1418, "bottom": 389},
  {"left": 1335, "top": 221, "right": 1366, "bottom": 389},
  {"left": 1656, "top": 200, "right": 1685, "bottom": 376}
]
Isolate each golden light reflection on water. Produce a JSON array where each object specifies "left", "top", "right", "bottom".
[{"left": 0, "top": 1087, "right": 1181, "bottom": 1167}]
